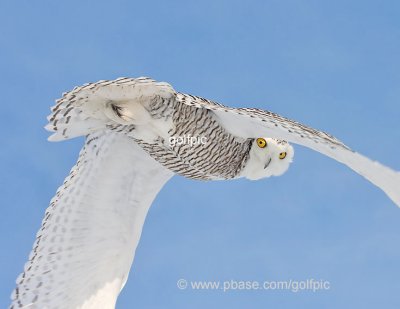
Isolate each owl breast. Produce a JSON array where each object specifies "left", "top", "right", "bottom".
[{"left": 128, "top": 94, "right": 253, "bottom": 180}]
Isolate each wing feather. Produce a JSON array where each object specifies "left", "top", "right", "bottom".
[
  {"left": 46, "top": 77, "right": 175, "bottom": 141},
  {"left": 10, "top": 131, "right": 173, "bottom": 309}
]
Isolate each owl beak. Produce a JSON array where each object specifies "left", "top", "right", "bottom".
[{"left": 264, "top": 157, "right": 272, "bottom": 169}]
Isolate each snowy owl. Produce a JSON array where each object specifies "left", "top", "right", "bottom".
[{"left": 10, "top": 77, "right": 399, "bottom": 308}]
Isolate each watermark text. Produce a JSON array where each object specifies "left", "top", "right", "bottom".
[
  {"left": 168, "top": 134, "right": 207, "bottom": 147},
  {"left": 177, "top": 278, "right": 330, "bottom": 293}
]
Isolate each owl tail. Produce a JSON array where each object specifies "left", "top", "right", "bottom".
[{"left": 45, "top": 77, "right": 175, "bottom": 141}]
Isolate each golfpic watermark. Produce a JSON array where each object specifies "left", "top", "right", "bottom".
[
  {"left": 177, "top": 278, "right": 330, "bottom": 293},
  {"left": 168, "top": 134, "right": 208, "bottom": 147}
]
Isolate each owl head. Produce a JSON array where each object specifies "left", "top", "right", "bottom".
[{"left": 241, "top": 137, "right": 294, "bottom": 180}]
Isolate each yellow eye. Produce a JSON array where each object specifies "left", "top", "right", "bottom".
[
  {"left": 256, "top": 138, "right": 267, "bottom": 148},
  {"left": 279, "top": 152, "right": 287, "bottom": 159}
]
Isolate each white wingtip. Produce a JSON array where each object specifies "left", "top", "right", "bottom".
[
  {"left": 48, "top": 134, "right": 62, "bottom": 142},
  {"left": 47, "top": 130, "right": 72, "bottom": 142},
  {"left": 381, "top": 171, "right": 400, "bottom": 208},
  {"left": 344, "top": 151, "right": 400, "bottom": 208},
  {"left": 44, "top": 123, "right": 54, "bottom": 132}
]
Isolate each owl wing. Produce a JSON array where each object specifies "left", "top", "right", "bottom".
[
  {"left": 46, "top": 77, "right": 175, "bottom": 141},
  {"left": 176, "top": 93, "right": 400, "bottom": 207},
  {"left": 10, "top": 131, "right": 173, "bottom": 309}
]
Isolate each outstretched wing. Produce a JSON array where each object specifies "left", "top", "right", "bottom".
[
  {"left": 46, "top": 77, "right": 175, "bottom": 141},
  {"left": 176, "top": 93, "right": 400, "bottom": 207},
  {"left": 10, "top": 131, "right": 173, "bottom": 309}
]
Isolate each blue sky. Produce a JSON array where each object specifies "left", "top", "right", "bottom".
[{"left": 1, "top": 0, "right": 399, "bottom": 308}]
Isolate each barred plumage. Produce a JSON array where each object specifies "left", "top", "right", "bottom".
[{"left": 124, "top": 94, "right": 253, "bottom": 180}]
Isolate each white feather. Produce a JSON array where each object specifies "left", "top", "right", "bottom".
[
  {"left": 10, "top": 131, "right": 173, "bottom": 309},
  {"left": 212, "top": 108, "right": 400, "bottom": 207}
]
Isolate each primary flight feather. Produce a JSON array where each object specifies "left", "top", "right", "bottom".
[{"left": 10, "top": 77, "right": 400, "bottom": 308}]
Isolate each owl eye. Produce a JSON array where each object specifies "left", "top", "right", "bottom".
[
  {"left": 256, "top": 138, "right": 267, "bottom": 148},
  {"left": 279, "top": 152, "right": 287, "bottom": 159}
]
